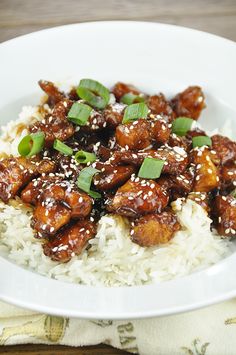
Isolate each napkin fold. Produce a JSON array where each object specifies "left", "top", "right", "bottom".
[{"left": 1, "top": 299, "right": 236, "bottom": 354}]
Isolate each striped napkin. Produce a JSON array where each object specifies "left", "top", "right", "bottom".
[{"left": 1, "top": 299, "right": 236, "bottom": 354}]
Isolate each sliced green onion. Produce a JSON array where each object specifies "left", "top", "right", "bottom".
[
  {"left": 77, "top": 166, "right": 101, "bottom": 198},
  {"left": 18, "top": 132, "right": 45, "bottom": 157},
  {"left": 53, "top": 139, "right": 73, "bottom": 156},
  {"left": 138, "top": 157, "right": 165, "bottom": 179},
  {"left": 230, "top": 189, "right": 236, "bottom": 198},
  {"left": 172, "top": 117, "right": 194, "bottom": 136},
  {"left": 192, "top": 135, "right": 212, "bottom": 148},
  {"left": 68, "top": 102, "right": 92, "bottom": 125},
  {"left": 75, "top": 150, "right": 96, "bottom": 164},
  {"left": 122, "top": 102, "right": 149, "bottom": 124},
  {"left": 76, "top": 79, "right": 110, "bottom": 109},
  {"left": 120, "top": 93, "right": 145, "bottom": 105}
]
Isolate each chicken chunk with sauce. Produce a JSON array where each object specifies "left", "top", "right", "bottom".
[
  {"left": 212, "top": 135, "right": 236, "bottom": 166},
  {"left": 171, "top": 86, "right": 205, "bottom": 120},
  {"left": 93, "top": 163, "right": 135, "bottom": 191},
  {"left": 0, "top": 157, "right": 38, "bottom": 203},
  {"left": 108, "top": 178, "right": 169, "bottom": 217},
  {"left": 31, "top": 181, "right": 93, "bottom": 236},
  {"left": 112, "top": 82, "right": 141, "bottom": 101},
  {"left": 147, "top": 94, "right": 175, "bottom": 122},
  {"left": 30, "top": 99, "right": 75, "bottom": 147},
  {"left": 131, "top": 211, "right": 180, "bottom": 246},
  {"left": 43, "top": 220, "right": 96, "bottom": 262},
  {"left": 213, "top": 195, "right": 236, "bottom": 237},
  {"left": 191, "top": 147, "right": 219, "bottom": 192}
]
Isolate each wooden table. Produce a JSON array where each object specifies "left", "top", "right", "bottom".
[{"left": 0, "top": 0, "right": 236, "bottom": 354}]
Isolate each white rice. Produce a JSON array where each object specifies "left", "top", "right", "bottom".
[{"left": 0, "top": 106, "right": 232, "bottom": 286}]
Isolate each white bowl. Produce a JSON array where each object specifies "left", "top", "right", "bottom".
[{"left": 1, "top": 21, "right": 236, "bottom": 319}]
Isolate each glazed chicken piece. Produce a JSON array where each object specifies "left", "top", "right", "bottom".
[
  {"left": 150, "top": 118, "right": 171, "bottom": 145},
  {"left": 37, "top": 158, "right": 57, "bottom": 175},
  {"left": 187, "top": 192, "right": 210, "bottom": 213},
  {"left": 154, "top": 145, "right": 189, "bottom": 175},
  {"left": 171, "top": 86, "right": 205, "bottom": 120},
  {"left": 30, "top": 99, "right": 75, "bottom": 147},
  {"left": 191, "top": 147, "right": 219, "bottom": 192},
  {"left": 32, "top": 201, "right": 71, "bottom": 237},
  {"left": 87, "top": 111, "right": 107, "bottom": 131},
  {"left": 115, "top": 117, "right": 172, "bottom": 150},
  {"left": 211, "top": 135, "right": 236, "bottom": 165},
  {"left": 147, "top": 94, "right": 175, "bottom": 122},
  {"left": 168, "top": 133, "right": 191, "bottom": 152},
  {"left": 21, "top": 176, "right": 60, "bottom": 205},
  {"left": 97, "top": 145, "right": 112, "bottom": 161},
  {"left": 53, "top": 153, "right": 81, "bottom": 180},
  {"left": 213, "top": 195, "right": 236, "bottom": 237},
  {"left": 93, "top": 163, "right": 135, "bottom": 191},
  {"left": 31, "top": 181, "right": 93, "bottom": 236},
  {"left": 38, "top": 80, "right": 65, "bottom": 106},
  {"left": 157, "top": 167, "right": 195, "bottom": 201},
  {"left": 131, "top": 210, "right": 180, "bottom": 247},
  {"left": 112, "top": 82, "right": 141, "bottom": 101},
  {"left": 116, "top": 119, "right": 151, "bottom": 150},
  {"left": 0, "top": 157, "right": 39, "bottom": 203},
  {"left": 111, "top": 150, "right": 145, "bottom": 166},
  {"left": 108, "top": 178, "right": 169, "bottom": 217},
  {"left": 170, "top": 168, "right": 195, "bottom": 199},
  {"left": 221, "top": 164, "right": 236, "bottom": 192},
  {"left": 43, "top": 220, "right": 96, "bottom": 262},
  {"left": 111, "top": 145, "right": 189, "bottom": 175},
  {"left": 103, "top": 103, "right": 126, "bottom": 129},
  {"left": 65, "top": 187, "right": 93, "bottom": 218}
]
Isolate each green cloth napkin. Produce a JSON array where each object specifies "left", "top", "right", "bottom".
[{"left": 1, "top": 299, "right": 236, "bottom": 354}]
